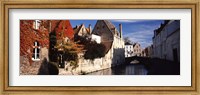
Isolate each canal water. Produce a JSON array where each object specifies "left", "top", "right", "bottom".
[{"left": 87, "top": 64, "right": 148, "bottom": 75}]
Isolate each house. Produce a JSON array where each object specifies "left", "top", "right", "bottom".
[
  {"left": 91, "top": 34, "right": 101, "bottom": 44},
  {"left": 73, "top": 24, "right": 102, "bottom": 44},
  {"left": 20, "top": 20, "right": 49, "bottom": 65},
  {"left": 152, "top": 20, "right": 180, "bottom": 62},
  {"left": 125, "top": 43, "right": 134, "bottom": 58},
  {"left": 73, "top": 24, "right": 92, "bottom": 38},
  {"left": 20, "top": 20, "right": 75, "bottom": 63},
  {"left": 132, "top": 43, "right": 142, "bottom": 56},
  {"left": 141, "top": 50, "right": 146, "bottom": 57},
  {"left": 92, "top": 20, "right": 125, "bottom": 66},
  {"left": 50, "top": 20, "right": 74, "bottom": 41},
  {"left": 48, "top": 20, "right": 75, "bottom": 66},
  {"left": 143, "top": 45, "right": 153, "bottom": 57},
  {"left": 77, "top": 20, "right": 125, "bottom": 73}
]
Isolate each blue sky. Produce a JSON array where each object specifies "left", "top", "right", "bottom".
[{"left": 70, "top": 20, "right": 164, "bottom": 48}]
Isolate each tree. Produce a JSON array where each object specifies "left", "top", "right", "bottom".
[
  {"left": 124, "top": 37, "right": 132, "bottom": 44},
  {"left": 55, "top": 40, "right": 83, "bottom": 61},
  {"left": 73, "top": 34, "right": 106, "bottom": 61},
  {"left": 48, "top": 20, "right": 75, "bottom": 62},
  {"left": 54, "top": 20, "right": 84, "bottom": 72},
  {"left": 84, "top": 41, "right": 106, "bottom": 61},
  {"left": 55, "top": 39, "right": 84, "bottom": 74}
]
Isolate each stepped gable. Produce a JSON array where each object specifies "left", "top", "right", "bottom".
[
  {"left": 58, "top": 20, "right": 74, "bottom": 39},
  {"left": 51, "top": 20, "right": 74, "bottom": 40}
]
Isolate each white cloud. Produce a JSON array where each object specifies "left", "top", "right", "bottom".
[{"left": 123, "top": 30, "right": 153, "bottom": 48}]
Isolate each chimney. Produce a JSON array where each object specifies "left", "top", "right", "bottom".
[
  {"left": 89, "top": 24, "right": 92, "bottom": 34},
  {"left": 119, "top": 24, "right": 122, "bottom": 39}
]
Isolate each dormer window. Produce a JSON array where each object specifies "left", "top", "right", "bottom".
[{"left": 33, "top": 20, "right": 41, "bottom": 29}]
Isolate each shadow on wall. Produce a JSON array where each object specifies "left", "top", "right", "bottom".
[
  {"left": 111, "top": 48, "right": 125, "bottom": 67},
  {"left": 38, "top": 57, "right": 59, "bottom": 75},
  {"left": 49, "top": 31, "right": 58, "bottom": 63}
]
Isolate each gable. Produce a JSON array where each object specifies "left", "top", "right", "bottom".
[
  {"left": 92, "top": 20, "right": 114, "bottom": 54},
  {"left": 55, "top": 20, "right": 74, "bottom": 40},
  {"left": 133, "top": 43, "right": 141, "bottom": 49}
]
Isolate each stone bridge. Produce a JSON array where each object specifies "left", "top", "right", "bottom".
[{"left": 125, "top": 56, "right": 180, "bottom": 75}]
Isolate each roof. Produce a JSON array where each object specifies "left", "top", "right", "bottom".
[
  {"left": 133, "top": 43, "right": 140, "bottom": 47},
  {"left": 154, "top": 20, "right": 170, "bottom": 36},
  {"left": 50, "top": 20, "right": 74, "bottom": 40},
  {"left": 92, "top": 20, "right": 116, "bottom": 54},
  {"left": 85, "top": 28, "right": 90, "bottom": 34},
  {"left": 57, "top": 20, "right": 74, "bottom": 39},
  {"left": 125, "top": 42, "right": 132, "bottom": 45},
  {"left": 73, "top": 24, "right": 91, "bottom": 36},
  {"left": 73, "top": 25, "right": 82, "bottom": 35},
  {"left": 102, "top": 20, "right": 120, "bottom": 36}
]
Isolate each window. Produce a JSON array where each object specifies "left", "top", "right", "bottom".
[
  {"left": 33, "top": 20, "right": 41, "bottom": 29},
  {"left": 32, "top": 41, "right": 40, "bottom": 61}
]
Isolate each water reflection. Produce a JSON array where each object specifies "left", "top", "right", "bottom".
[{"left": 87, "top": 64, "right": 148, "bottom": 75}]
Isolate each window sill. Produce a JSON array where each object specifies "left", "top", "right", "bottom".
[{"left": 32, "top": 58, "right": 40, "bottom": 61}]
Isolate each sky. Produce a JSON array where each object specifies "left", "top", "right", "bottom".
[{"left": 70, "top": 20, "right": 164, "bottom": 48}]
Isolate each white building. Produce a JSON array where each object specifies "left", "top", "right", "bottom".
[
  {"left": 91, "top": 34, "right": 101, "bottom": 44},
  {"left": 152, "top": 20, "right": 180, "bottom": 62},
  {"left": 125, "top": 43, "right": 134, "bottom": 57}
]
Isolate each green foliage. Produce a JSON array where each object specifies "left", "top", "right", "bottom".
[
  {"left": 84, "top": 41, "right": 106, "bottom": 60},
  {"left": 63, "top": 51, "right": 78, "bottom": 62},
  {"left": 124, "top": 37, "right": 132, "bottom": 44},
  {"left": 56, "top": 41, "right": 82, "bottom": 62},
  {"left": 74, "top": 36, "right": 106, "bottom": 60},
  {"left": 69, "top": 60, "right": 79, "bottom": 70},
  {"left": 55, "top": 38, "right": 83, "bottom": 69}
]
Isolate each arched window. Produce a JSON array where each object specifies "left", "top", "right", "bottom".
[{"left": 32, "top": 41, "right": 40, "bottom": 61}]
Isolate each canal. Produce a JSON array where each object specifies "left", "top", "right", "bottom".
[{"left": 87, "top": 64, "right": 148, "bottom": 75}]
